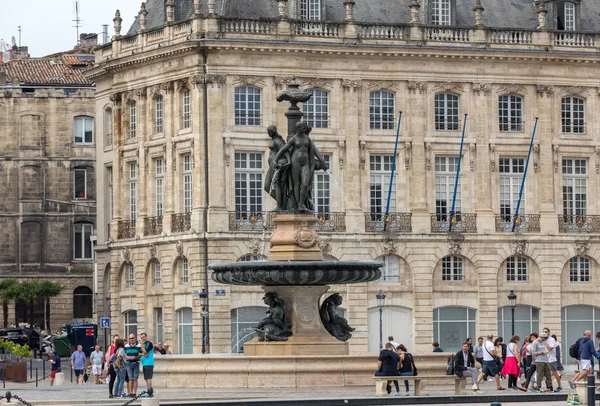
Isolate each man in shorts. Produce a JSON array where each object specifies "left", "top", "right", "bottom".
[
  {"left": 49, "top": 351, "right": 61, "bottom": 386},
  {"left": 70, "top": 345, "right": 86, "bottom": 385},
  {"left": 124, "top": 334, "right": 142, "bottom": 397},
  {"left": 477, "top": 334, "right": 505, "bottom": 390},
  {"left": 140, "top": 332, "right": 155, "bottom": 397},
  {"left": 542, "top": 327, "right": 562, "bottom": 392},
  {"left": 90, "top": 345, "right": 104, "bottom": 384},
  {"left": 569, "top": 330, "right": 600, "bottom": 389}
]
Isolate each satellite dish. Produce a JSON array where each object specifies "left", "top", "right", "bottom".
[{"left": 11, "top": 36, "right": 16, "bottom": 46}]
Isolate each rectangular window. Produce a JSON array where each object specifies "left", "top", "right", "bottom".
[
  {"left": 313, "top": 154, "right": 331, "bottom": 214},
  {"left": 562, "top": 97, "right": 585, "bottom": 134},
  {"left": 499, "top": 157, "right": 525, "bottom": 220},
  {"left": 155, "top": 308, "right": 163, "bottom": 343},
  {"left": 74, "top": 169, "right": 87, "bottom": 199},
  {"left": 235, "top": 152, "right": 263, "bottom": 218},
  {"left": 369, "top": 91, "right": 395, "bottom": 130},
  {"left": 155, "top": 158, "right": 164, "bottom": 217},
  {"left": 506, "top": 256, "right": 528, "bottom": 282},
  {"left": 303, "top": 89, "right": 329, "bottom": 128},
  {"left": 129, "top": 102, "right": 137, "bottom": 138},
  {"left": 435, "top": 93, "right": 460, "bottom": 131},
  {"left": 181, "top": 258, "right": 190, "bottom": 284},
  {"left": 74, "top": 116, "right": 94, "bottom": 144},
  {"left": 369, "top": 155, "right": 396, "bottom": 220},
  {"left": 300, "top": 0, "right": 321, "bottom": 20},
  {"left": 183, "top": 154, "right": 193, "bottom": 213},
  {"left": 154, "top": 262, "right": 162, "bottom": 285},
  {"left": 155, "top": 96, "right": 164, "bottom": 134},
  {"left": 107, "top": 166, "right": 113, "bottom": 220},
  {"left": 182, "top": 89, "right": 191, "bottom": 129},
  {"left": 128, "top": 264, "right": 135, "bottom": 288},
  {"left": 129, "top": 163, "right": 138, "bottom": 221},
  {"left": 498, "top": 95, "right": 523, "bottom": 132},
  {"left": 435, "top": 156, "right": 461, "bottom": 221},
  {"left": 74, "top": 223, "right": 93, "bottom": 260},
  {"left": 564, "top": 2, "right": 576, "bottom": 31},
  {"left": 442, "top": 256, "right": 464, "bottom": 281},
  {"left": 431, "top": 0, "right": 451, "bottom": 25},
  {"left": 235, "top": 87, "right": 261, "bottom": 126},
  {"left": 563, "top": 158, "right": 587, "bottom": 217},
  {"left": 570, "top": 257, "right": 590, "bottom": 283}
]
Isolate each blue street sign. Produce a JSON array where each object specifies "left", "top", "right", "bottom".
[
  {"left": 100, "top": 317, "right": 111, "bottom": 329},
  {"left": 216, "top": 289, "right": 226, "bottom": 297}
]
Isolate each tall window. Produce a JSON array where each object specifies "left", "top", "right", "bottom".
[
  {"left": 181, "top": 257, "right": 190, "bottom": 284},
  {"left": 570, "top": 257, "right": 590, "bottom": 283},
  {"left": 370, "top": 155, "right": 396, "bottom": 220},
  {"left": 235, "top": 87, "right": 261, "bottom": 126},
  {"left": 506, "top": 256, "right": 528, "bottom": 282},
  {"left": 183, "top": 154, "right": 193, "bottom": 213},
  {"left": 498, "top": 94, "right": 523, "bottom": 132},
  {"left": 235, "top": 152, "right": 263, "bottom": 218},
  {"left": 73, "top": 223, "right": 93, "bottom": 260},
  {"left": 123, "top": 310, "right": 137, "bottom": 338},
  {"left": 178, "top": 307, "right": 193, "bottom": 354},
  {"left": 74, "top": 168, "right": 87, "bottom": 199},
  {"left": 107, "top": 167, "right": 113, "bottom": 220},
  {"left": 435, "top": 156, "right": 461, "bottom": 222},
  {"left": 313, "top": 154, "right": 330, "bottom": 214},
  {"left": 300, "top": 0, "right": 321, "bottom": 20},
  {"left": 155, "top": 308, "right": 163, "bottom": 343},
  {"left": 105, "top": 109, "right": 113, "bottom": 146},
  {"left": 155, "top": 158, "right": 164, "bottom": 217},
  {"left": 433, "top": 307, "right": 476, "bottom": 354},
  {"left": 431, "top": 0, "right": 451, "bottom": 25},
  {"left": 303, "top": 89, "right": 329, "bottom": 128},
  {"left": 182, "top": 89, "right": 191, "bottom": 129},
  {"left": 153, "top": 261, "right": 162, "bottom": 285},
  {"left": 563, "top": 158, "right": 587, "bottom": 218},
  {"left": 231, "top": 307, "right": 267, "bottom": 353},
  {"left": 155, "top": 95, "right": 164, "bottom": 133},
  {"left": 129, "top": 163, "right": 138, "bottom": 221},
  {"left": 442, "top": 256, "right": 464, "bottom": 281},
  {"left": 499, "top": 157, "right": 525, "bottom": 220},
  {"left": 558, "top": 2, "right": 576, "bottom": 30},
  {"left": 369, "top": 91, "right": 395, "bottom": 130},
  {"left": 74, "top": 116, "right": 94, "bottom": 144},
  {"left": 435, "top": 93, "right": 460, "bottom": 131},
  {"left": 377, "top": 255, "right": 400, "bottom": 283},
  {"left": 127, "top": 263, "right": 135, "bottom": 288},
  {"left": 73, "top": 287, "right": 93, "bottom": 318},
  {"left": 129, "top": 101, "right": 137, "bottom": 138},
  {"left": 562, "top": 97, "right": 585, "bottom": 134}
]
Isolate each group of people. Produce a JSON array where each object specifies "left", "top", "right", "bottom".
[{"left": 374, "top": 336, "right": 418, "bottom": 396}]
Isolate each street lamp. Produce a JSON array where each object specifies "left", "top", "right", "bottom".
[
  {"left": 200, "top": 289, "right": 209, "bottom": 354},
  {"left": 508, "top": 290, "right": 517, "bottom": 336},
  {"left": 376, "top": 290, "right": 386, "bottom": 350}
]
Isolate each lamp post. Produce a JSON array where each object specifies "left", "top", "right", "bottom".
[
  {"left": 376, "top": 290, "right": 386, "bottom": 350},
  {"left": 508, "top": 290, "right": 517, "bottom": 336},
  {"left": 200, "top": 288, "right": 209, "bottom": 354}
]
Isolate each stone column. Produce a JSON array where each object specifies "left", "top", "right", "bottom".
[
  {"left": 472, "top": 84, "right": 494, "bottom": 232},
  {"left": 536, "top": 86, "right": 557, "bottom": 233},
  {"left": 411, "top": 256, "right": 434, "bottom": 352},
  {"left": 408, "top": 83, "right": 429, "bottom": 232}
]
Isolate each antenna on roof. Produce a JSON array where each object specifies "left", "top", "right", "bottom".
[{"left": 73, "top": 0, "right": 82, "bottom": 45}]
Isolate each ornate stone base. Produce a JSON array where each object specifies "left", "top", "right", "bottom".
[
  {"left": 268, "top": 213, "right": 323, "bottom": 261},
  {"left": 243, "top": 336, "right": 349, "bottom": 356}
]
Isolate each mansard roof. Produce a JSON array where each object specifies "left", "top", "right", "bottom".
[{"left": 126, "top": 0, "right": 600, "bottom": 35}]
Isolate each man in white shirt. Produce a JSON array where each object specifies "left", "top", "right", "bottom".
[
  {"left": 387, "top": 336, "right": 399, "bottom": 350},
  {"left": 542, "top": 327, "right": 562, "bottom": 392},
  {"left": 477, "top": 334, "right": 505, "bottom": 390}
]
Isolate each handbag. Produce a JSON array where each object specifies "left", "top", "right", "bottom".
[{"left": 408, "top": 353, "right": 418, "bottom": 376}]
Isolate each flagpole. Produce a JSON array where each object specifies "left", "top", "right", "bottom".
[
  {"left": 448, "top": 114, "right": 468, "bottom": 232},
  {"left": 383, "top": 111, "right": 402, "bottom": 232},
  {"left": 512, "top": 117, "right": 539, "bottom": 232}
]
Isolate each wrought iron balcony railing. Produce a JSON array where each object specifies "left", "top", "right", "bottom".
[
  {"left": 315, "top": 213, "right": 346, "bottom": 232},
  {"left": 430, "top": 213, "right": 477, "bottom": 233},
  {"left": 365, "top": 213, "right": 412, "bottom": 233},
  {"left": 558, "top": 215, "right": 600, "bottom": 233},
  {"left": 172, "top": 212, "right": 191, "bottom": 233},
  {"left": 229, "top": 212, "right": 274, "bottom": 231},
  {"left": 117, "top": 220, "right": 136, "bottom": 239},
  {"left": 144, "top": 216, "right": 163, "bottom": 236},
  {"left": 495, "top": 214, "right": 540, "bottom": 232}
]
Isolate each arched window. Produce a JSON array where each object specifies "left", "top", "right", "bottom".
[
  {"left": 73, "top": 286, "right": 93, "bottom": 319},
  {"left": 431, "top": 0, "right": 451, "bottom": 26},
  {"left": 231, "top": 306, "right": 267, "bottom": 353},
  {"left": 433, "top": 307, "right": 476, "bottom": 353},
  {"left": 369, "top": 91, "right": 395, "bottom": 130},
  {"left": 155, "top": 95, "right": 164, "bottom": 133},
  {"left": 506, "top": 256, "right": 528, "bottom": 282},
  {"left": 570, "top": 256, "right": 590, "bottom": 283},
  {"left": 73, "top": 222, "right": 93, "bottom": 260},
  {"left": 123, "top": 310, "right": 137, "bottom": 338},
  {"left": 129, "top": 101, "right": 137, "bottom": 138},
  {"left": 376, "top": 255, "right": 400, "bottom": 283},
  {"left": 497, "top": 305, "right": 539, "bottom": 342},
  {"left": 561, "top": 97, "right": 585, "bottom": 134},
  {"left": 179, "top": 257, "right": 190, "bottom": 284},
  {"left": 151, "top": 260, "right": 162, "bottom": 285},
  {"left": 181, "top": 88, "right": 191, "bottom": 129},
  {"left": 177, "top": 307, "right": 193, "bottom": 354},
  {"left": 238, "top": 254, "right": 267, "bottom": 262},
  {"left": 367, "top": 306, "right": 412, "bottom": 353},
  {"left": 442, "top": 256, "right": 464, "bottom": 281},
  {"left": 435, "top": 93, "right": 459, "bottom": 131},
  {"left": 300, "top": 0, "right": 321, "bottom": 20},
  {"left": 104, "top": 108, "right": 113, "bottom": 146},
  {"left": 234, "top": 86, "right": 261, "bottom": 126},
  {"left": 498, "top": 94, "right": 523, "bottom": 132},
  {"left": 73, "top": 116, "right": 94, "bottom": 144},
  {"left": 303, "top": 89, "right": 329, "bottom": 128}
]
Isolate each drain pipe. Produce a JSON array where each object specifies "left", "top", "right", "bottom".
[{"left": 200, "top": 46, "right": 210, "bottom": 352}]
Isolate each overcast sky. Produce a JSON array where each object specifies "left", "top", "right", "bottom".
[{"left": 1, "top": 0, "right": 139, "bottom": 57}]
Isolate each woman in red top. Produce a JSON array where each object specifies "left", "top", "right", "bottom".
[
  {"left": 105, "top": 335, "right": 119, "bottom": 398},
  {"left": 501, "top": 335, "right": 521, "bottom": 390}
]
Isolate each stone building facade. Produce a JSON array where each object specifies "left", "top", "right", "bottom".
[
  {"left": 90, "top": 0, "right": 600, "bottom": 357},
  {"left": 0, "top": 44, "right": 96, "bottom": 331}
]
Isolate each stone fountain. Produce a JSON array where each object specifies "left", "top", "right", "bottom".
[{"left": 209, "top": 80, "right": 382, "bottom": 357}]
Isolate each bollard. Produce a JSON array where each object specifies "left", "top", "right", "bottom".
[
  {"left": 588, "top": 375, "right": 595, "bottom": 406},
  {"left": 54, "top": 372, "right": 65, "bottom": 386},
  {"left": 29, "top": 359, "right": 32, "bottom": 379},
  {"left": 35, "top": 368, "right": 38, "bottom": 387},
  {"left": 490, "top": 403, "right": 501, "bottom": 406},
  {"left": 70, "top": 366, "right": 73, "bottom": 382},
  {"left": 141, "top": 398, "right": 160, "bottom": 406},
  {"left": 42, "top": 360, "right": 45, "bottom": 380}
]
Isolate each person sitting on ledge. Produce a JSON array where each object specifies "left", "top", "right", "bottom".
[
  {"left": 432, "top": 342, "right": 444, "bottom": 352},
  {"left": 375, "top": 342, "right": 401, "bottom": 395}
]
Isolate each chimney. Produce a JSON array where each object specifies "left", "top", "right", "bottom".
[
  {"left": 102, "top": 25, "right": 109, "bottom": 44},
  {"left": 9, "top": 45, "right": 29, "bottom": 60},
  {"left": 79, "top": 33, "right": 98, "bottom": 48}
]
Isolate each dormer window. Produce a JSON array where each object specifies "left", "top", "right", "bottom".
[
  {"left": 300, "top": 0, "right": 321, "bottom": 20},
  {"left": 431, "top": 0, "right": 451, "bottom": 26},
  {"left": 558, "top": 1, "right": 577, "bottom": 31}
]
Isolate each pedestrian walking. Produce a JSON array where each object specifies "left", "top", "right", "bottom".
[
  {"left": 90, "top": 345, "right": 104, "bottom": 385},
  {"left": 529, "top": 332, "right": 553, "bottom": 392},
  {"left": 551, "top": 334, "right": 564, "bottom": 374},
  {"left": 124, "top": 334, "right": 142, "bottom": 397},
  {"left": 387, "top": 336, "right": 399, "bottom": 350},
  {"left": 106, "top": 335, "right": 119, "bottom": 398},
  {"left": 113, "top": 338, "right": 127, "bottom": 397},
  {"left": 477, "top": 334, "right": 505, "bottom": 391},
  {"left": 140, "top": 332, "right": 155, "bottom": 397},
  {"left": 49, "top": 351, "right": 61, "bottom": 386},
  {"left": 520, "top": 333, "right": 538, "bottom": 392},
  {"left": 70, "top": 345, "right": 86, "bottom": 385},
  {"left": 520, "top": 336, "right": 530, "bottom": 378},
  {"left": 501, "top": 335, "right": 521, "bottom": 390},
  {"left": 569, "top": 330, "right": 600, "bottom": 389},
  {"left": 542, "top": 327, "right": 562, "bottom": 392}
]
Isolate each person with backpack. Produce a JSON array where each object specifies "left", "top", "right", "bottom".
[
  {"left": 397, "top": 344, "right": 417, "bottom": 396},
  {"left": 569, "top": 330, "right": 600, "bottom": 389},
  {"left": 454, "top": 342, "right": 483, "bottom": 393}
]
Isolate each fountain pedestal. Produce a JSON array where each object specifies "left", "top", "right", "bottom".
[
  {"left": 268, "top": 213, "right": 323, "bottom": 261},
  {"left": 243, "top": 285, "right": 349, "bottom": 356}
]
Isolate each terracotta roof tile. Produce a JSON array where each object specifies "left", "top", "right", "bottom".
[{"left": 0, "top": 58, "right": 94, "bottom": 86}]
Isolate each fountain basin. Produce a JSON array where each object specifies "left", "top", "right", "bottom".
[{"left": 209, "top": 260, "right": 383, "bottom": 286}]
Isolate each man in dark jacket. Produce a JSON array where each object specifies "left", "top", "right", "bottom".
[
  {"left": 454, "top": 342, "right": 483, "bottom": 393},
  {"left": 569, "top": 330, "right": 600, "bottom": 389}
]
